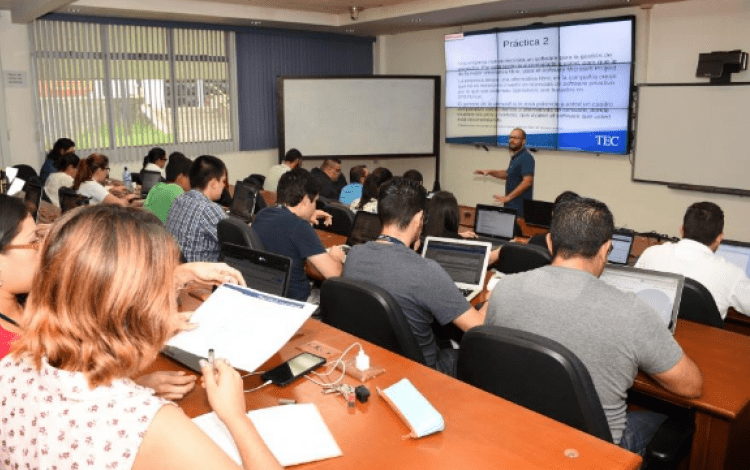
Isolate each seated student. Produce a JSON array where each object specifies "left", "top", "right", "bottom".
[
  {"left": 266, "top": 148, "right": 302, "bottom": 193},
  {"left": 402, "top": 169, "right": 423, "bottom": 186},
  {"left": 252, "top": 168, "right": 345, "bottom": 301},
  {"left": 344, "top": 177, "right": 486, "bottom": 377},
  {"left": 350, "top": 167, "right": 393, "bottom": 213},
  {"left": 144, "top": 152, "right": 193, "bottom": 223},
  {"left": 0, "top": 195, "right": 245, "bottom": 398},
  {"left": 1, "top": 205, "right": 281, "bottom": 470},
  {"left": 635, "top": 201, "right": 750, "bottom": 319},
  {"left": 39, "top": 137, "right": 75, "bottom": 184},
  {"left": 166, "top": 155, "right": 228, "bottom": 262},
  {"left": 73, "top": 153, "right": 139, "bottom": 206},
  {"left": 310, "top": 158, "right": 344, "bottom": 201},
  {"left": 339, "top": 164, "right": 368, "bottom": 205},
  {"left": 44, "top": 152, "right": 80, "bottom": 207},
  {"left": 141, "top": 147, "right": 168, "bottom": 178},
  {"left": 526, "top": 190, "right": 580, "bottom": 249},
  {"left": 486, "top": 197, "right": 702, "bottom": 456},
  {"left": 423, "top": 191, "right": 500, "bottom": 264}
]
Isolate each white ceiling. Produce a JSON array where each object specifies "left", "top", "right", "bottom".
[{"left": 1, "top": 0, "right": 686, "bottom": 35}]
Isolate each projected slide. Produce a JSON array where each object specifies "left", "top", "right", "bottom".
[{"left": 445, "top": 17, "right": 633, "bottom": 154}]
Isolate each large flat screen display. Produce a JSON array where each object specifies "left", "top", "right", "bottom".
[{"left": 445, "top": 16, "right": 634, "bottom": 154}]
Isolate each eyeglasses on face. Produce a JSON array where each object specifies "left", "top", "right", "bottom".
[{"left": 3, "top": 239, "right": 42, "bottom": 252}]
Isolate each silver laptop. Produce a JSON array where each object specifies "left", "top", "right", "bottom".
[
  {"left": 608, "top": 232, "right": 634, "bottom": 265},
  {"left": 600, "top": 265, "right": 685, "bottom": 334},
  {"left": 473, "top": 204, "right": 517, "bottom": 247},
  {"left": 716, "top": 239, "right": 750, "bottom": 278},
  {"left": 421, "top": 236, "right": 492, "bottom": 301}
]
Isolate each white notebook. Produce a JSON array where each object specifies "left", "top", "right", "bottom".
[{"left": 193, "top": 403, "right": 342, "bottom": 467}]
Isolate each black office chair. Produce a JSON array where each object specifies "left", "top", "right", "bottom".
[
  {"left": 217, "top": 216, "right": 266, "bottom": 250},
  {"left": 457, "top": 325, "right": 694, "bottom": 469},
  {"left": 493, "top": 241, "right": 552, "bottom": 274},
  {"left": 58, "top": 187, "right": 91, "bottom": 213},
  {"left": 12, "top": 164, "right": 38, "bottom": 183},
  {"left": 679, "top": 277, "right": 724, "bottom": 328},
  {"left": 23, "top": 180, "right": 43, "bottom": 220},
  {"left": 130, "top": 172, "right": 142, "bottom": 186},
  {"left": 320, "top": 277, "right": 426, "bottom": 365},
  {"left": 316, "top": 202, "right": 354, "bottom": 236}
]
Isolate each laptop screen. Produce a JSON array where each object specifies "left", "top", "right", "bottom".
[
  {"left": 716, "top": 240, "right": 750, "bottom": 278},
  {"left": 229, "top": 182, "right": 258, "bottom": 222},
  {"left": 599, "top": 265, "right": 684, "bottom": 333},
  {"left": 422, "top": 237, "right": 491, "bottom": 288},
  {"left": 522, "top": 200, "right": 554, "bottom": 228},
  {"left": 608, "top": 232, "right": 634, "bottom": 265},
  {"left": 474, "top": 205, "right": 517, "bottom": 239},
  {"left": 219, "top": 243, "right": 291, "bottom": 297},
  {"left": 346, "top": 211, "right": 382, "bottom": 246},
  {"left": 140, "top": 170, "right": 162, "bottom": 198}
]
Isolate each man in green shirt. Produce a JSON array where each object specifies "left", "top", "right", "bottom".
[{"left": 144, "top": 152, "right": 192, "bottom": 223}]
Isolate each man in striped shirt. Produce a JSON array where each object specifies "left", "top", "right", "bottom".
[{"left": 166, "top": 155, "right": 228, "bottom": 262}]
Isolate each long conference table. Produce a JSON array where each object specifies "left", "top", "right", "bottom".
[
  {"left": 149, "top": 288, "right": 642, "bottom": 470},
  {"left": 314, "top": 223, "right": 750, "bottom": 470}
]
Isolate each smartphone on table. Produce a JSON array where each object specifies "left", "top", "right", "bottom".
[{"left": 261, "top": 352, "right": 326, "bottom": 386}]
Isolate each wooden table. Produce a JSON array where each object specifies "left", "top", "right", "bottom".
[
  {"left": 632, "top": 320, "right": 750, "bottom": 470},
  {"left": 153, "top": 291, "right": 641, "bottom": 470}
]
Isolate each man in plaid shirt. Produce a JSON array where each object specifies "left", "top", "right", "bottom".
[{"left": 166, "top": 155, "right": 228, "bottom": 262}]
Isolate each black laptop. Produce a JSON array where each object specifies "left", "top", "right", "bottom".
[
  {"left": 229, "top": 181, "right": 259, "bottom": 223},
  {"left": 24, "top": 181, "right": 43, "bottom": 222},
  {"left": 345, "top": 211, "right": 383, "bottom": 247},
  {"left": 473, "top": 204, "right": 518, "bottom": 247},
  {"left": 219, "top": 242, "right": 292, "bottom": 298},
  {"left": 522, "top": 199, "right": 554, "bottom": 229},
  {"left": 140, "top": 170, "right": 162, "bottom": 198}
]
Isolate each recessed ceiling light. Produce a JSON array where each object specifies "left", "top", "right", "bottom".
[
  {"left": 411, "top": 18, "right": 422, "bottom": 23},
  {"left": 250, "top": 21, "right": 261, "bottom": 26},
  {"left": 67, "top": 8, "right": 81, "bottom": 13},
  {"left": 346, "top": 29, "right": 355, "bottom": 33}
]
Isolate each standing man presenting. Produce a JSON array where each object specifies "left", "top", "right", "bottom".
[{"left": 474, "top": 128, "right": 535, "bottom": 217}]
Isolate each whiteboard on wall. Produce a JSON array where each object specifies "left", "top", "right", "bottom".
[
  {"left": 634, "top": 84, "right": 750, "bottom": 193},
  {"left": 278, "top": 76, "right": 440, "bottom": 160}
]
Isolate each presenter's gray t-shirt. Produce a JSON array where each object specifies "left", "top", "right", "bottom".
[
  {"left": 343, "top": 241, "right": 470, "bottom": 376},
  {"left": 486, "top": 265, "right": 683, "bottom": 444}
]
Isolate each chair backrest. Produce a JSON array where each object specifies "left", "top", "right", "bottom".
[
  {"left": 58, "top": 187, "right": 91, "bottom": 213},
  {"left": 493, "top": 241, "right": 552, "bottom": 274},
  {"left": 316, "top": 202, "right": 355, "bottom": 236},
  {"left": 23, "top": 180, "right": 43, "bottom": 221},
  {"left": 140, "top": 170, "right": 162, "bottom": 197},
  {"left": 457, "top": 325, "right": 613, "bottom": 443},
  {"left": 320, "top": 277, "right": 426, "bottom": 365},
  {"left": 679, "top": 277, "right": 724, "bottom": 328},
  {"left": 217, "top": 217, "right": 265, "bottom": 250},
  {"left": 13, "top": 164, "right": 38, "bottom": 183}
]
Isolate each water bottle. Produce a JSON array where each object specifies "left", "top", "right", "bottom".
[{"left": 123, "top": 166, "right": 133, "bottom": 191}]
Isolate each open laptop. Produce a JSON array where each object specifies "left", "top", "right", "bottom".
[
  {"left": 522, "top": 199, "right": 554, "bottom": 229},
  {"left": 608, "top": 231, "right": 635, "bottom": 265},
  {"left": 421, "top": 236, "right": 492, "bottom": 301},
  {"left": 219, "top": 242, "right": 292, "bottom": 298},
  {"left": 345, "top": 211, "right": 383, "bottom": 247},
  {"left": 473, "top": 204, "right": 517, "bottom": 247},
  {"left": 716, "top": 239, "right": 750, "bottom": 278},
  {"left": 599, "top": 265, "right": 684, "bottom": 334},
  {"left": 229, "top": 181, "right": 259, "bottom": 223},
  {"left": 140, "top": 170, "right": 162, "bottom": 198}
]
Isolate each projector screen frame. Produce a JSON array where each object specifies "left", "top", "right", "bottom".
[
  {"left": 277, "top": 75, "right": 441, "bottom": 180},
  {"left": 444, "top": 14, "right": 636, "bottom": 155}
]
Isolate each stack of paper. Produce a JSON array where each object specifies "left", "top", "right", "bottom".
[
  {"left": 193, "top": 403, "right": 342, "bottom": 466},
  {"left": 168, "top": 283, "right": 317, "bottom": 373}
]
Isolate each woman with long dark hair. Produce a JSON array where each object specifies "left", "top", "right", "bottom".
[
  {"left": 39, "top": 137, "right": 75, "bottom": 183},
  {"left": 350, "top": 167, "right": 393, "bottom": 213},
  {"left": 73, "top": 153, "right": 138, "bottom": 206}
]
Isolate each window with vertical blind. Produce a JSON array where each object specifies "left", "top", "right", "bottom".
[{"left": 30, "top": 19, "right": 236, "bottom": 163}]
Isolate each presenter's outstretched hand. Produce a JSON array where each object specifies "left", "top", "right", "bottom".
[{"left": 474, "top": 169, "right": 490, "bottom": 176}]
